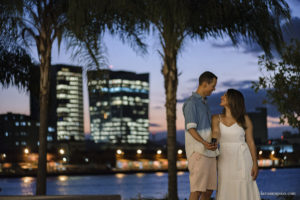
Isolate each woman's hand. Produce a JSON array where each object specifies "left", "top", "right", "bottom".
[
  {"left": 203, "top": 141, "right": 217, "bottom": 151},
  {"left": 251, "top": 163, "right": 259, "bottom": 180}
]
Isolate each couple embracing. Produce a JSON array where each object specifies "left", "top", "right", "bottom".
[{"left": 183, "top": 71, "right": 261, "bottom": 200}]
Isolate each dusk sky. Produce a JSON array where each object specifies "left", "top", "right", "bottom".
[{"left": 1, "top": 0, "right": 299, "bottom": 138}]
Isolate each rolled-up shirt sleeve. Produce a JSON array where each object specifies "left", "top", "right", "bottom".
[{"left": 183, "top": 101, "right": 197, "bottom": 130}]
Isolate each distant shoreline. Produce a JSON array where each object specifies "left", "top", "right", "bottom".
[{"left": 0, "top": 165, "right": 300, "bottom": 178}]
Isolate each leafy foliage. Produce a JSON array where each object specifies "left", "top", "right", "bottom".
[
  {"left": 0, "top": 43, "right": 34, "bottom": 90},
  {"left": 254, "top": 40, "right": 300, "bottom": 131}
]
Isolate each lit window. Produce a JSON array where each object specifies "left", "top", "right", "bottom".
[
  {"left": 48, "top": 127, "right": 55, "bottom": 132},
  {"left": 47, "top": 136, "right": 53, "bottom": 141},
  {"left": 15, "top": 122, "right": 19, "bottom": 126}
]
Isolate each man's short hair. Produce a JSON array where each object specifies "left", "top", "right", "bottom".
[{"left": 199, "top": 71, "right": 217, "bottom": 85}]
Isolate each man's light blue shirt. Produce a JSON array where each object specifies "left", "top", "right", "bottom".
[{"left": 183, "top": 92, "right": 219, "bottom": 158}]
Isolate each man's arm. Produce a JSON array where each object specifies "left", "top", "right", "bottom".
[
  {"left": 183, "top": 100, "right": 216, "bottom": 150},
  {"left": 188, "top": 128, "right": 217, "bottom": 150}
]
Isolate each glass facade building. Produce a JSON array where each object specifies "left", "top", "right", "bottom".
[
  {"left": 30, "top": 65, "right": 84, "bottom": 141},
  {"left": 88, "top": 70, "right": 149, "bottom": 144},
  {"left": 56, "top": 66, "right": 84, "bottom": 141}
]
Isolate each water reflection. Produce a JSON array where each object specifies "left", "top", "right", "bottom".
[
  {"left": 0, "top": 168, "right": 298, "bottom": 200},
  {"left": 155, "top": 172, "right": 164, "bottom": 177},
  {"left": 177, "top": 171, "right": 185, "bottom": 176},
  {"left": 115, "top": 173, "right": 126, "bottom": 179},
  {"left": 136, "top": 173, "right": 145, "bottom": 178},
  {"left": 21, "top": 176, "right": 34, "bottom": 184},
  {"left": 58, "top": 175, "right": 68, "bottom": 182},
  {"left": 20, "top": 176, "right": 34, "bottom": 195},
  {"left": 271, "top": 168, "right": 277, "bottom": 172}
]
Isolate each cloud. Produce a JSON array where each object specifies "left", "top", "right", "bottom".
[
  {"left": 153, "top": 106, "right": 163, "bottom": 110},
  {"left": 186, "top": 78, "right": 198, "bottom": 83},
  {"left": 210, "top": 39, "right": 263, "bottom": 56},
  {"left": 149, "top": 123, "right": 161, "bottom": 127},
  {"left": 221, "top": 80, "right": 254, "bottom": 88},
  {"left": 177, "top": 98, "right": 187, "bottom": 103},
  {"left": 211, "top": 17, "right": 300, "bottom": 55},
  {"left": 211, "top": 41, "right": 234, "bottom": 48}
]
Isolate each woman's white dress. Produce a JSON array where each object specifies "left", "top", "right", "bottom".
[{"left": 216, "top": 121, "right": 261, "bottom": 200}]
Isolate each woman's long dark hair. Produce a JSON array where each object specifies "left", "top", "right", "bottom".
[{"left": 224, "top": 89, "right": 247, "bottom": 129}]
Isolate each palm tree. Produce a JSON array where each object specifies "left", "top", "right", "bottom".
[
  {"left": 0, "top": 44, "right": 34, "bottom": 90},
  {"left": 0, "top": 0, "right": 145, "bottom": 195},
  {"left": 145, "top": 0, "right": 290, "bottom": 199}
]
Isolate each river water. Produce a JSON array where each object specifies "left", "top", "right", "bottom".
[{"left": 0, "top": 168, "right": 299, "bottom": 200}]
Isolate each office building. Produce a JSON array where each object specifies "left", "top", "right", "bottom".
[
  {"left": 248, "top": 107, "right": 268, "bottom": 144},
  {"left": 30, "top": 64, "right": 84, "bottom": 141},
  {"left": 87, "top": 70, "right": 149, "bottom": 144},
  {"left": 0, "top": 113, "right": 39, "bottom": 153}
]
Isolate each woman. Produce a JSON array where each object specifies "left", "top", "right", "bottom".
[{"left": 212, "top": 89, "right": 261, "bottom": 200}]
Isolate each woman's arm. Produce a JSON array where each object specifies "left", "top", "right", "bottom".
[
  {"left": 245, "top": 115, "right": 259, "bottom": 180},
  {"left": 211, "top": 114, "right": 221, "bottom": 142}
]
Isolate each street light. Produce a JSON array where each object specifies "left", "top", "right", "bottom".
[
  {"left": 117, "top": 149, "right": 122, "bottom": 155},
  {"left": 137, "top": 149, "right": 142, "bottom": 154},
  {"left": 157, "top": 149, "right": 162, "bottom": 155},
  {"left": 2, "top": 153, "right": 6, "bottom": 158},
  {"left": 62, "top": 157, "right": 67, "bottom": 163},
  {"left": 271, "top": 150, "right": 275, "bottom": 155},
  {"left": 259, "top": 150, "right": 263, "bottom": 155},
  {"left": 59, "top": 148, "right": 65, "bottom": 155},
  {"left": 24, "top": 148, "right": 29, "bottom": 154},
  {"left": 177, "top": 149, "right": 183, "bottom": 155}
]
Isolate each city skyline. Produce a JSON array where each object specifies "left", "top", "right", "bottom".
[{"left": 1, "top": 0, "right": 300, "bottom": 138}]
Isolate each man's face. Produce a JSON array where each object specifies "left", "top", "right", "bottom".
[{"left": 204, "top": 78, "right": 217, "bottom": 96}]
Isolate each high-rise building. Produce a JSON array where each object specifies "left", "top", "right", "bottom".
[
  {"left": 30, "top": 64, "right": 84, "bottom": 141},
  {"left": 56, "top": 66, "right": 84, "bottom": 141},
  {"left": 87, "top": 70, "right": 149, "bottom": 144},
  {"left": 248, "top": 107, "right": 268, "bottom": 144}
]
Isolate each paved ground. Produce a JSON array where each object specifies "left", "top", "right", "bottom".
[{"left": 0, "top": 195, "right": 121, "bottom": 200}]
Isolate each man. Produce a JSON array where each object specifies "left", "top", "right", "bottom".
[{"left": 183, "top": 71, "right": 219, "bottom": 200}]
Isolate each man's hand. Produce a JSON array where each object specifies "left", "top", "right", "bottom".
[
  {"left": 187, "top": 128, "right": 218, "bottom": 151},
  {"left": 203, "top": 141, "right": 218, "bottom": 151}
]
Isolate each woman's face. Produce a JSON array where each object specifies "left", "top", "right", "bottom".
[{"left": 220, "top": 93, "right": 228, "bottom": 107}]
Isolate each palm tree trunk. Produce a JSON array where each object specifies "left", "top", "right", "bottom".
[
  {"left": 162, "top": 50, "right": 178, "bottom": 200},
  {"left": 36, "top": 35, "right": 52, "bottom": 195}
]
